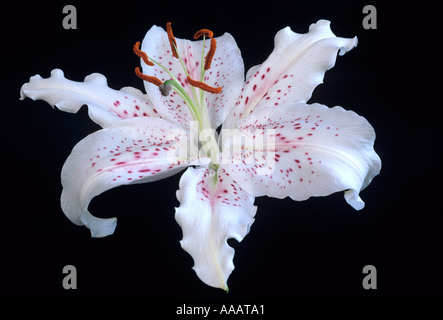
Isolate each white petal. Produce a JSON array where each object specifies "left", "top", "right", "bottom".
[
  {"left": 140, "top": 25, "right": 244, "bottom": 129},
  {"left": 20, "top": 69, "right": 160, "bottom": 128},
  {"left": 222, "top": 103, "right": 381, "bottom": 210},
  {"left": 175, "top": 167, "right": 256, "bottom": 290},
  {"left": 225, "top": 20, "right": 357, "bottom": 127},
  {"left": 204, "top": 33, "right": 244, "bottom": 128},
  {"left": 80, "top": 211, "right": 117, "bottom": 238},
  {"left": 61, "top": 117, "right": 200, "bottom": 237}
]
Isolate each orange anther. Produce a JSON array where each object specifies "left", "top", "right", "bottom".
[
  {"left": 166, "top": 22, "right": 179, "bottom": 58},
  {"left": 133, "top": 42, "right": 154, "bottom": 66},
  {"left": 187, "top": 76, "right": 222, "bottom": 94},
  {"left": 204, "top": 38, "right": 217, "bottom": 70},
  {"left": 134, "top": 67, "right": 163, "bottom": 87},
  {"left": 193, "top": 28, "right": 214, "bottom": 40}
]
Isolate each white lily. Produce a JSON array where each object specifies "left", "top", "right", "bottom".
[{"left": 20, "top": 20, "right": 381, "bottom": 291}]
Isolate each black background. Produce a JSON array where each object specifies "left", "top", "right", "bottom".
[{"left": 2, "top": 0, "right": 441, "bottom": 301}]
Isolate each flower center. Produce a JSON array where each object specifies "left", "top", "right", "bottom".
[{"left": 133, "top": 22, "right": 222, "bottom": 169}]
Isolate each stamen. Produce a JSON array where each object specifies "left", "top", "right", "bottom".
[
  {"left": 166, "top": 22, "right": 179, "bottom": 58},
  {"left": 134, "top": 67, "right": 163, "bottom": 87},
  {"left": 187, "top": 76, "right": 222, "bottom": 94},
  {"left": 193, "top": 28, "right": 214, "bottom": 40},
  {"left": 133, "top": 42, "right": 154, "bottom": 66},
  {"left": 204, "top": 38, "right": 217, "bottom": 70}
]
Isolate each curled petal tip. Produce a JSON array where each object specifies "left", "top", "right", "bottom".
[
  {"left": 80, "top": 211, "right": 117, "bottom": 238},
  {"left": 344, "top": 189, "right": 365, "bottom": 211}
]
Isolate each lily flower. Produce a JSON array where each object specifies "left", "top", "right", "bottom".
[{"left": 20, "top": 20, "right": 381, "bottom": 291}]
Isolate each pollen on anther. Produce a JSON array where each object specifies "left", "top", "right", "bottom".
[
  {"left": 204, "top": 38, "right": 217, "bottom": 70},
  {"left": 133, "top": 42, "right": 154, "bottom": 66},
  {"left": 187, "top": 76, "right": 222, "bottom": 94},
  {"left": 194, "top": 28, "right": 214, "bottom": 39},
  {"left": 134, "top": 67, "right": 163, "bottom": 87},
  {"left": 166, "top": 22, "right": 179, "bottom": 58}
]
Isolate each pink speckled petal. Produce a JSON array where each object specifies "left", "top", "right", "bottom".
[
  {"left": 140, "top": 26, "right": 244, "bottom": 129},
  {"left": 61, "top": 116, "right": 202, "bottom": 237},
  {"left": 175, "top": 167, "right": 256, "bottom": 290},
  {"left": 202, "top": 33, "right": 244, "bottom": 128},
  {"left": 222, "top": 103, "right": 381, "bottom": 210},
  {"left": 225, "top": 20, "right": 357, "bottom": 127},
  {"left": 20, "top": 69, "right": 160, "bottom": 128}
]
